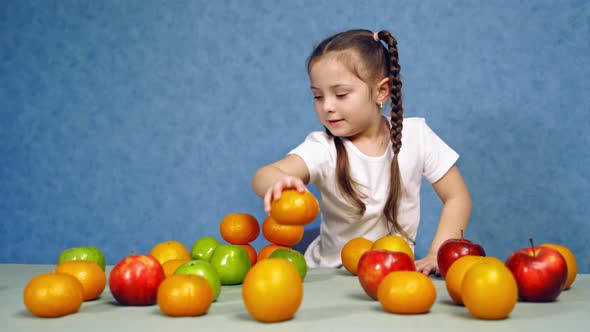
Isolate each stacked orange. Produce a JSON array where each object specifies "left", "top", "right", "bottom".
[
  {"left": 220, "top": 213, "right": 260, "bottom": 266},
  {"left": 260, "top": 189, "right": 320, "bottom": 261}
]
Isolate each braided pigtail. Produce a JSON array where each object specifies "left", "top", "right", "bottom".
[{"left": 375, "top": 30, "right": 413, "bottom": 244}]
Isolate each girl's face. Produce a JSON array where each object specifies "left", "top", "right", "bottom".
[{"left": 309, "top": 56, "right": 382, "bottom": 140}]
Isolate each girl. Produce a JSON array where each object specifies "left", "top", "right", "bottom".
[{"left": 251, "top": 29, "right": 471, "bottom": 275}]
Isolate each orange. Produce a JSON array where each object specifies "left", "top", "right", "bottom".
[
  {"left": 149, "top": 240, "right": 191, "bottom": 265},
  {"left": 462, "top": 257, "right": 518, "bottom": 320},
  {"left": 157, "top": 274, "right": 213, "bottom": 317},
  {"left": 377, "top": 271, "right": 436, "bottom": 314},
  {"left": 162, "top": 258, "right": 191, "bottom": 278},
  {"left": 55, "top": 261, "right": 106, "bottom": 301},
  {"left": 257, "top": 244, "right": 290, "bottom": 261},
  {"left": 270, "top": 189, "right": 319, "bottom": 226},
  {"left": 372, "top": 235, "right": 414, "bottom": 260},
  {"left": 540, "top": 243, "right": 577, "bottom": 289},
  {"left": 238, "top": 244, "right": 257, "bottom": 266},
  {"left": 444, "top": 255, "right": 487, "bottom": 305},
  {"left": 242, "top": 258, "right": 303, "bottom": 322},
  {"left": 219, "top": 213, "right": 260, "bottom": 245},
  {"left": 341, "top": 237, "right": 373, "bottom": 275},
  {"left": 262, "top": 216, "right": 305, "bottom": 246},
  {"left": 23, "top": 272, "right": 84, "bottom": 318}
]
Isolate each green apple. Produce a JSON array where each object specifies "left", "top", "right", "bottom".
[
  {"left": 209, "top": 244, "right": 251, "bottom": 285},
  {"left": 57, "top": 246, "right": 106, "bottom": 271},
  {"left": 270, "top": 248, "right": 307, "bottom": 280},
  {"left": 175, "top": 259, "right": 221, "bottom": 301},
  {"left": 190, "top": 236, "right": 221, "bottom": 261}
]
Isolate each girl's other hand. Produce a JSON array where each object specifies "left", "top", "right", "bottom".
[
  {"left": 264, "top": 176, "right": 307, "bottom": 215},
  {"left": 415, "top": 253, "right": 441, "bottom": 277}
]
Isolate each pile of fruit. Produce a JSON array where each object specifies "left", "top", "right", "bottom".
[
  {"left": 22, "top": 188, "right": 579, "bottom": 323},
  {"left": 22, "top": 189, "right": 319, "bottom": 322},
  {"left": 340, "top": 231, "right": 577, "bottom": 320}
]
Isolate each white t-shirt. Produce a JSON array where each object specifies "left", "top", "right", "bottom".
[{"left": 288, "top": 117, "right": 459, "bottom": 268}]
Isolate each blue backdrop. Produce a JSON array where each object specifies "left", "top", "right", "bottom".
[{"left": 1, "top": 0, "right": 589, "bottom": 272}]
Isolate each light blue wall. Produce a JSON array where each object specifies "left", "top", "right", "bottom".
[{"left": 1, "top": 0, "right": 589, "bottom": 272}]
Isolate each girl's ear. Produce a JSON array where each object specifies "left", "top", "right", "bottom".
[{"left": 375, "top": 77, "right": 391, "bottom": 104}]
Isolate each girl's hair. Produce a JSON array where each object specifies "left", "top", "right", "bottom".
[{"left": 307, "top": 29, "right": 412, "bottom": 244}]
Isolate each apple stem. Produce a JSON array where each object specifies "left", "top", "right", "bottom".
[
  {"left": 131, "top": 250, "right": 136, "bottom": 256},
  {"left": 529, "top": 237, "right": 535, "bottom": 253},
  {"left": 461, "top": 229, "right": 464, "bottom": 240}
]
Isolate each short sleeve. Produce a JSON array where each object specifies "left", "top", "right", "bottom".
[
  {"left": 421, "top": 120, "right": 460, "bottom": 184},
  {"left": 288, "top": 132, "right": 333, "bottom": 184}
]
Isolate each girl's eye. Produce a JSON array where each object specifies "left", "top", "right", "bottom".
[
  {"left": 336, "top": 94, "right": 348, "bottom": 98},
  {"left": 313, "top": 96, "right": 324, "bottom": 100}
]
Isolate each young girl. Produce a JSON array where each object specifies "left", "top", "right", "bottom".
[{"left": 251, "top": 29, "right": 472, "bottom": 275}]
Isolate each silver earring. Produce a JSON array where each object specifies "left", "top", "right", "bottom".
[{"left": 379, "top": 102, "right": 383, "bottom": 108}]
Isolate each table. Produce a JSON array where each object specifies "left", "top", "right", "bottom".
[{"left": 2, "top": 264, "right": 588, "bottom": 331}]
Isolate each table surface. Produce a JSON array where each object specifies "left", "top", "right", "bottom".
[{"left": 2, "top": 264, "right": 589, "bottom": 331}]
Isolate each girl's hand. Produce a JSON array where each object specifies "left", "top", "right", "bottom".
[
  {"left": 263, "top": 176, "right": 307, "bottom": 215},
  {"left": 415, "top": 253, "right": 441, "bottom": 277}
]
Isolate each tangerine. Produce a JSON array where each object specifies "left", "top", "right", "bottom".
[
  {"left": 270, "top": 190, "right": 319, "bottom": 226},
  {"left": 23, "top": 272, "right": 84, "bottom": 318},
  {"left": 540, "top": 243, "right": 577, "bottom": 289},
  {"left": 462, "top": 258, "right": 518, "bottom": 320},
  {"left": 157, "top": 274, "right": 213, "bottom": 316},
  {"left": 341, "top": 237, "right": 373, "bottom": 275},
  {"left": 55, "top": 261, "right": 106, "bottom": 301},
  {"left": 150, "top": 241, "right": 191, "bottom": 265},
  {"left": 220, "top": 213, "right": 260, "bottom": 245},
  {"left": 444, "top": 255, "right": 486, "bottom": 305},
  {"left": 372, "top": 235, "right": 414, "bottom": 260},
  {"left": 377, "top": 271, "right": 436, "bottom": 314},
  {"left": 262, "top": 216, "right": 304, "bottom": 246},
  {"left": 242, "top": 258, "right": 303, "bottom": 322}
]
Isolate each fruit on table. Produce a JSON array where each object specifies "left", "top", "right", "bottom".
[
  {"left": 372, "top": 235, "right": 415, "bottom": 260},
  {"left": 270, "top": 189, "right": 320, "bottom": 226},
  {"left": 461, "top": 257, "right": 518, "bottom": 320},
  {"left": 220, "top": 213, "right": 260, "bottom": 245},
  {"left": 55, "top": 260, "right": 106, "bottom": 301},
  {"left": 175, "top": 259, "right": 222, "bottom": 301},
  {"left": 190, "top": 236, "right": 221, "bottom": 261},
  {"left": 540, "top": 243, "right": 577, "bottom": 289},
  {"left": 242, "top": 258, "right": 303, "bottom": 323},
  {"left": 341, "top": 237, "right": 373, "bottom": 275},
  {"left": 157, "top": 274, "right": 213, "bottom": 317},
  {"left": 357, "top": 249, "right": 416, "bottom": 300},
  {"left": 269, "top": 248, "right": 308, "bottom": 280},
  {"left": 437, "top": 232, "right": 485, "bottom": 277},
  {"left": 109, "top": 254, "right": 165, "bottom": 306},
  {"left": 57, "top": 246, "right": 106, "bottom": 271},
  {"left": 209, "top": 244, "right": 252, "bottom": 285},
  {"left": 505, "top": 238, "right": 567, "bottom": 302},
  {"left": 23, "top": 272, "right": 84, "bottom": 318},
  {"left": 377, "top": 271, "right": 437, "bottom": 314},
  {"left": 444, "top": 255, "right": 490, "bottom": 305},
  {"left": 149, "top": 240, "right": 191, "bottom": 265}
]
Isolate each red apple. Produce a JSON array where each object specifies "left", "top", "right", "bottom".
[
  {"left": 109, "top": 254, "right": 165, "bottom": 306},
  {"left": 437, "top": 232, "right": 485, "bottom": 277},
  {"left": 357, "top": 249, "right": 415, "bottom": 300},
  {"left": 505, "top": 239, "right": 567, "bottom": 302}
]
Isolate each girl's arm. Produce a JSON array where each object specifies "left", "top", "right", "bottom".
[
  {"left": 415, "top": 165, "right": 472, "bottom": 275},
  {"left": 251, "top": 154, "right": 311, "bottom": 214}
]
